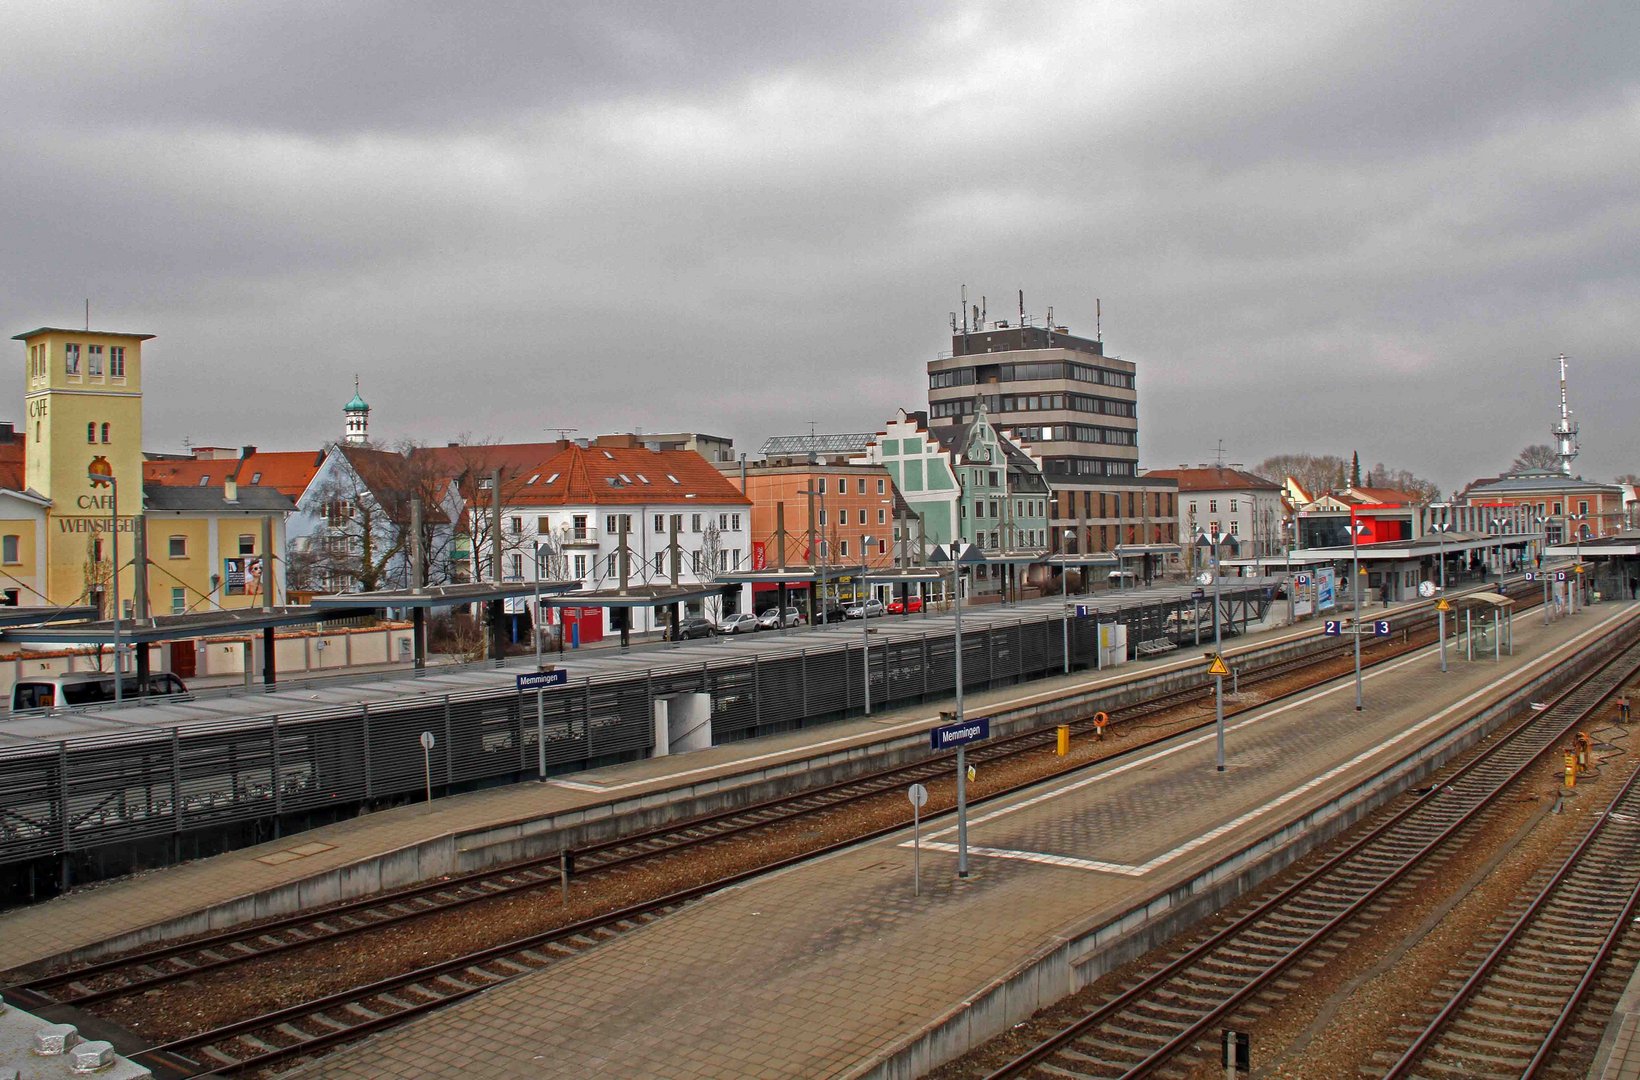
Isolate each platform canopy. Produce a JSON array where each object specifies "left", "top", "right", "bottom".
[
  {"left": 307, "top": 581, "right": 580, "bottom": 610},
  {"left": 714, "top": 565, "right": 857, "bottom": 585},
  {"left": 0, "top": 605, "right": 100, "bottom": 629},
  {"left": 538, "top": 584, "right": 724, "bottom": 608},
  {"left": 982, "top": 548, "right": 1051, "bottom": 566},
  {"left": 0, "top": 605, "right": 371, "bottom": 645},
  {"left": 1042, "top": 552, "right": 1121, "bottom": 568},
  {"left": 861, "top": 567, "right": 947, "bottom": 584},
  {"left": 1546, "top": 534, "right": 1640, "bottom": 558},
  {"left": 1286, "top": 531, "right": 1541, "bottom": 562},
  {"left": 1115, "top": 543, "right": 1182, "bottom": 557}
]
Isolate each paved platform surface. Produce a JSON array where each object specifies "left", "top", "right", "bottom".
[
  {"left": 284, "top": 603, "right": 1640, "bottom": 1079},
  {"left": 1590, "top": 930, "right": 1640, "bottom": 1079},
  {"left": 0, "top": 595, "right": 1304, "bottom": 974}
]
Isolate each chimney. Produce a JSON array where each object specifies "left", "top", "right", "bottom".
[
  {"left": 0, "top": 422, "right": 13, "bottom": 441},
  {"left": 240, "top": 445, "right": 256, "bottom": 458},
  {"left": 224, "top": 477, "right": 239, "bottom": 503}
]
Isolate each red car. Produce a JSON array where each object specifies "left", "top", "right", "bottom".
[{"left": 885, "top": 596, "right": 925, "bottom": 614}]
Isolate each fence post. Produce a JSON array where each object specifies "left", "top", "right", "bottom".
[
  {"left": 584, "top": 677, "right": 594, "bottom": 755},
  {"left": 800, "top": 649, "right": 808, "bottom": 714},
  {"left": 443, "top": 695, "right": 453, "bottom": 786},
  {"left": 362, "top": 703, "right": 373, "bottom": 800},
  {"left": 271, "top": 715, "right": 283, "bottom": 835}
]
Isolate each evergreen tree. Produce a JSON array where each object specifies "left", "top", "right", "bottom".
[{"left": 1350, "top": 451, "right": 1360, "bottom": 487}]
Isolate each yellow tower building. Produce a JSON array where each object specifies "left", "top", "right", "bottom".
[{"left": 15, "top": 327, "right": 151, "bottom": 611}]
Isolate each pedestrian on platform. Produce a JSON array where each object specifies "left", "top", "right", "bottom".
[{"left": 1629, "top": 575, "right": 1637, "bottom": 600}]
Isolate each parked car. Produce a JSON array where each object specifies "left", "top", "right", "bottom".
[
  {"left": 843, "top": 598, "right": 885, "bottom": 619},
  {"left": 885, "top": 596, "right": 924, "bottom": 614},
  {"left": 11, "top": 671, "right": 189, "bottom": 713},
  {"left": 811, "top": 604, "right": 849, "bottom": 625},
  {"left": 719, "top": 613, "right": 761, "bottom": 635},
  {"left": 668, "top": 616, "right": 718, "bottom": 641},
  {"left": 757, "top": 606, "right": 803, "bottom": 629}
]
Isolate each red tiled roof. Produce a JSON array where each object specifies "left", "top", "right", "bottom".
[
  {"left": 1347, "top": 486, "right": 1420, "bottom": 505},
  {"left": 0, "top": 430, "right": 24, "bottom": 491},
  {"left": 409, "top": 442, "right": 572, "bottom": 483},
  {"left": 1143, "top": 467, "right": 1280, "bottom": 492},
  {"left": 143, "top": 450, "right": 326, "bottom": 498},
  {"left": 510, "top": 444, "right": 750, "bottom": 506}
]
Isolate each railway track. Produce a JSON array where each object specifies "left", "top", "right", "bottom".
[
  {"left": 1378, "top": 753, "right": 1640, "bottom": 1078},
  {"left": 982, "top": 623, "right": 1640, "bottom": 1080},
  {"left": 5, "top": 595, "right": 1469, "bottom": 1013}
]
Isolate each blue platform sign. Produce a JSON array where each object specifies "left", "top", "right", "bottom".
[
  {"left": 1323, "top": 620, "right": 1343, "bottom": 636},
  {"left": 517, "top": 669, "right": 568, "bottom": 692},
  {"left": 1295, "top": 573, "right": 1312, "bottom": 586},
  {"left": 1075, "top": 604, "right": 1091, "bottom": 618},
  {"left": 1374, "top": 619, "right": 1392, "bottom": 636},
  {"left": 1524, "top": 571, "right": 1538, "bottom": 582},
  {"left": 931, "top": 716, "right": 990, "bottom": 750},
  {"left": 1555, "top": 570, "right": 1569, "bottom": 582}
]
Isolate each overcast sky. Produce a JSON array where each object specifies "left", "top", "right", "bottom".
[{"left": 3, "top": 1, "right": 1635, "bottom": 493}]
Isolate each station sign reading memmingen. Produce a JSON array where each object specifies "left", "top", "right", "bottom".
[
  {"left": 517, "top": 669, "right": 569, "bottom": 692},
  {"left": 931, "top": 717, "right": 991, "bottom": 750}
]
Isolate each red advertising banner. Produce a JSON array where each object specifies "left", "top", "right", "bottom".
[{"left": 752, "top": 541, "right": 767, "bottom": 570}]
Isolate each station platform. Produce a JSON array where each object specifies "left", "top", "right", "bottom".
[
  {"left": 276, "top": 603, "right": 1640, "bottom": 1078},
  {"left": 0, "top": 592, "right": 1303, "bottom": 975}
]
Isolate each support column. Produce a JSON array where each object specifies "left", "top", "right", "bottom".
[
  {"left": 262, "top": 625, "right": 276, "bottom": 685},
  {"left": 413, "top": 607, "right": 426, "bottom": 670}
]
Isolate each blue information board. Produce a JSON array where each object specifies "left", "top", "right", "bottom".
[
  {"left": 930, "top": 717, "right": 990, "bottom": 750},
  {"left": 517, "top": 669, "right": 569, "bottom": 692},
  {"left": 1374, "top": 619, "right": 1391, "bottom": 636},
  {"left": 1323, "top": 620, "right": 1342, "bottom": 636}
]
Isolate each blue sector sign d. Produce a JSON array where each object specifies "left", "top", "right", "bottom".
[
  {"left": 517, "top": 670, "right": 568, "bottom": 692},
  {"left": 931, "top": 717, "right": 990, "bottom": 750}
]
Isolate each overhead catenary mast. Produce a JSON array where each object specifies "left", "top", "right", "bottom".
[{"left": 1552, "top": 354, "right": 1579, "bottom": 476}]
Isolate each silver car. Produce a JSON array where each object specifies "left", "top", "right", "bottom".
[
  {"left": 757, "top": 606, "right": 802, "bottom": 629},
  {"left": 719, "top": 613, "right": 761, "bottom": 635}
]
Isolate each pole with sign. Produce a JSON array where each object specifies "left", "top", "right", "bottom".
[
  {"left": 1207, "top": 653, "right": 1230, "bottom": 768},
  {"left": 419, "top": 731, "right": 436, "bottom": 804},
  {"left": 519, "top": 669, "right": 568, "bottom": 779},
  {"left": 932, "top": 711, "right": 991, "bottom": 877},
  {"left": 907, "top": 783, "right": 928, "bottom": 896}
]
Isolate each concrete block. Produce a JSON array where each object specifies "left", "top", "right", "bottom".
[
  {"left": 33, "top": 1022, "right": 78, "bottom": 1054},
  {"left": 70, "top": 1039, "right": 116, "bottom": 1071}
]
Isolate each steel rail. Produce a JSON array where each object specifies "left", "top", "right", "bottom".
[{"left": 984, "top": 625, "right": 1640, "bottom": 1079}]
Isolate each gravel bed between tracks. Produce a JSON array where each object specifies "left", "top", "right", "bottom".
[
  {"left": 925, "top": 679, "right": 1638, "bottom": 1080},
  {"left": 82, "top": 644, "right": 1404, "bottom": 1045}
]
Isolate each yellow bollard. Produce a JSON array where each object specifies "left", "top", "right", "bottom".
[
  {"left": 1564, "top": 750, "right": 1578, "bottom": 789},
  {"left": 1056, "top": 724, "right": 1070, "bottom": 756}
]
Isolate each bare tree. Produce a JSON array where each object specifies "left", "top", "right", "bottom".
[
  {"left": 698, "top": 523, "right": 724, "bottom": 620},
  {"left": 1254, "top": 454, "right": 1349, "bottom": 501},
  {"left": 1512, "top": 444, "right": 1561, "bottom": 472}
]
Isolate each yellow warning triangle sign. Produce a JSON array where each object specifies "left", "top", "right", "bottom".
[
  {"left": 1436, "top": 598, "right": 1451, "bottom": 611},
  {"left": 1207, "top": 654, "right": 1230, "bottom": 677}
]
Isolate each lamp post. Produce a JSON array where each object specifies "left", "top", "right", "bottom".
[
  {"left": 90, "top": 471, "right": 124, "bottom": 705},
  {"left": 947, "top": 543, "right": 974, "bottom": 877},
  {"left": 1533, "top": 515, "right": 1550, "bottom": 625},
  {"left": 1196, "top": 529, "right": 1237, "bottom": 771},
  {"left": 1349, "top": 520, "right": 1368, "bottom": 710},
  {"left": 1569, "top": 513, "right": 1587, "bottom": 612},
  {"left": 533, "top": 540, "right": 547, "bottom": 779},
  {"left": 1431, "top": 521, "right": 1451, "bottom": 673},
  {"left": 1489, "top": 516, "right": 1509, "bottom": 581},
  {"left": 860, "top": 535, "right": 873, "bottom": 715},
  {"left": 1060, "top": 527, "right": 1075, "bottom": 675},
  {"left": 1281, "top": 519, "right": 1295, "bottom": 625}
]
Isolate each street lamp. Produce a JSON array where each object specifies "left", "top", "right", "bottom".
[
  {"left": 533, "top": 539, "right": 547, "bottom": 779},
  {"left": 1280, "top": 518, "right": 1295, "bottom": 625},
  {"left": 1568, "top": 513, "right": 1588, "bottom": 612},
  {"left": 1060, "top": 527, "right": 1075, "bottom": 674},
  {"left": 1431, "top": 521, "right": 1451, "bottom": 673},
  {"left": 90, "top": 471, "right": 123, "bottom": 705},
  {"left": 1196, "top": 529, "right": 1238, "bottom": 771},
  {"left": 860, "top": 535, "right": 873, "bottom": 715},
  {"left": 797, "top": 484, "right": 829, "bottom": 625},
  {"left": 1489, "top": 516, "right": 1509, "bottom": 580},
  {"left": 1349, "top": 520, "right": 1369, "bottom": 710},
  {"left": 1532, "top": 515, "right": 1550, "bottom": 625}
]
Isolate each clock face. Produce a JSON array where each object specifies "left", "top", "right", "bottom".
[
  {"left": 1418, "top": 581, "right": 1437, "bottom": 597},
  {"left": 1197, "top": 572, "right": 1213, "bottom": 586}
]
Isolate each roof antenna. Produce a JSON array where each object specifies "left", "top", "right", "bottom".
[
  {"left": 1018, "top": 289, "right": 1025, "bottom": 327},
  {"left": 85, "top": 298, "right": 90, "bottom": 331},
  {"left": 960, "top": 284, "right": 968, "bottom": 333},
  {"left": 1096, "top": 297, "right": 1101, "bottom": 341},
  {"left": 548, "top": 427, "right": 579, "bottom": 440}
]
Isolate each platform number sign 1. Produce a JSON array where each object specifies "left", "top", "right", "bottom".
[
  {"left": 1374, "top": 619, "right": 1391, "bottom": 637},
  {"left": 1323, "top": 619, "right": 1342, "bottom": 636}
]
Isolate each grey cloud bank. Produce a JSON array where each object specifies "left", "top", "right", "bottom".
[{"left": 2, "top": 1, "right": 1635, "bottom": 492}]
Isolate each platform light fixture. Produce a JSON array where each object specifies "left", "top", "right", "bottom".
[
  {"left": 1196, "top": 529, "right": 1239, "bottom": 770},
  {"left": 1430, "top": 521, "right": 1452, "bottom": 673},
  {"left": 1348, "top": 520, "right": 1369, "bottom": 709}
]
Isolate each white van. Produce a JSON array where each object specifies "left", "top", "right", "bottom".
[
  {"left": 10, "top": 671, "right": 189, "bottom": 713},
  {"left": 1107, "top": 571, "right": 1139, "bottom": 586}
]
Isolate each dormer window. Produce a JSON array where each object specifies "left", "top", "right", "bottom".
[
  {"left": 250, "top": 472, "right": 262, "bottom": 484},
  {"left": 667, "top": 474, "right": 680, "bottom": 484},
  {"left": 545, "top": 472, "right": 560, "bottom": 485},
  {"left": 602, "top": 450, "right": 614, "bottom": 460},
  {"left": 636, "top": 473, "right": 649, "bottom": 484},
  {"left": 198, "top": 476, "right": 210, "bottom": 486}
]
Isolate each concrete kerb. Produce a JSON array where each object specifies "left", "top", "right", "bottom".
[
  {"left": 847, "top": 612, "right": 1640, "bottom": 1080},
  {"left": 20, "top": 626, "right": 1375, "bottom": 969}
]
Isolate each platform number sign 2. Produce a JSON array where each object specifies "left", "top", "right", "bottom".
[
  {"left": 1323, "top": 620, "right": 1343, "bottom": 636},
  {"left": 1374, "top": 619, "right": 1391, "bottom": 637}
]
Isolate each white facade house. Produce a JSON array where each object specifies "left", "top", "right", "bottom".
[{"left": 1143, "top": 467, "right": 1287, "bottom": 572}]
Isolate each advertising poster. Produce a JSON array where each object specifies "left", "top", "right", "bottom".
[
  {"left": 224, "top": 556, "right": 264, "bottom": 597},
  {"left": 752, "top": 541, "right": 767, "bottom": 571},
  {"left": 1316, "top": 566, "right": 1337, "bottom": 611}
]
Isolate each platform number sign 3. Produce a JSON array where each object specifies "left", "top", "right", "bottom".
[
  {"left": 1374, "top": 619, "right": 1391, "bottom": 637},
  {"left": 1323, "top": 620, "right": 1342, "bottom": 636}
]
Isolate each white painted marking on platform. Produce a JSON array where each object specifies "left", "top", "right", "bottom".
[{"left": 908, "top": 606, "right": 1635, "bottom": 875}]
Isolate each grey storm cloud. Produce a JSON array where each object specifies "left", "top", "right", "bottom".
[{"left": 1, "top": 0, "right": 1635, "bottom": 492}]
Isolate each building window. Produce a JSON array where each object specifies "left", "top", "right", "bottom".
[
  {"left": 86, "top": 422, "right": 96, "bottom": 444},
  {"left": 1209, "top": 499, "right": 1217, "bottom": 513},
  {"left": 857, "top": 478, "right": 866, "bottom": 495},
  {"left": 0, "top": 535, "right": 17, "bottom": 564},
  {"left": 654, "top": 552, "right": 665, "bottom": 574},
  {"left": 877, "top": 479, "right": 886, "bottom": 494},
  {"left": 879, "top": 538, "right": 887, "bottom": 554},
  {"left": 606, "top": 553, "right": 617, "bottom": 576},
  {"left": 1579, "top": 500, "right": 1589, "bottom": 515},
  {"left": 88, "top": 345, "right": 104, "bottom": 377},
  {"left": 573, "top": 554, "right": 588, "bottom": 578},
  {"left": 168, "top": 536, "right": 188, "bottom": 558},
  {"left": 819, "top": 509, "right": 828, "bottom": 526},
  {"left": 839, "top": 539, "right": 849, "bottom": 558},
  {"left": 691, "top": 550, "right": 703, "bottom": 574},
  {"left": 718, "top": 550, "right": 728, "bottom": 571},
  {"left": 1230, "top": 499, "right": 1238, "bottom": 512},
  {"left": 654, "top": 514, "right": 665, "bottom": 533},
  {"left": 238, "top": 534, "right": 255, "bottom": 555},
  {"left": 509, "top": 516, "right": 522, "bottom": 534},
  {"left": 109, "top": 346, "right": 125, "bottom": 378},
  {"left": 250, "top": 472, "right": 262, "bottom": 484},
  {"left": 837, "top": 478, "right": 846, "bottom": 495},
  {"left": 731, "top": 513, "right": 741, "bottom": 530},
  {"left": 877, "top": 509, "right": 886, "bottom": 524},
  {"left": 510, "top": 553, "right": 523, "bottom": 579},
  {"left": 691, "top": 513, "right": 702, "bottom": 532},
  {"left": 171, "top": 587, "right": 187, "bottom": 615},
  {"left": 858, "top": 509, "right": 867, "bottom": 525},
  {"left": 198, "top": 475, "right": 210, "bottom": 486},
  {"left": 719, "top": 513, "right": 728, "bottom": 529},
  {"left": 64, "top": 344, "right": 80, "bottom": 375},
  {"left": 100, "top": 423, "right": 110, "bottom": 444}
]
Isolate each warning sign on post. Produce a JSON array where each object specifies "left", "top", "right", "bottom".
[{"left": 1206, "top": 654, "right": 1230, "bottom": 677}]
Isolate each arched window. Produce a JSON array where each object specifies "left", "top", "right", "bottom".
[
  {"left": 87, "top": 422, "right": 96, "bottom": 444},
  {"left": 100, "top": 423, "right": 110, "bottom": 444}
]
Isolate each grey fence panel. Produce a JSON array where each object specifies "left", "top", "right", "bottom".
[
  {"left": 883, "top": 638, "right": 925, "bottom": 703},
  {"left": 175, "top": 726, "right": 278, "bottom": 830},
  {"left": 756, "top": 655, "right": 806, "bottom": 728},
  {"left": 0, "top": 749, "right": 61, "bottom": 861},
  {"left": 708, "top": 662, "right": 759, "bottom": 738},
  {"left": 587, "top": 682, "right": 652, "bottom": 759},
  {"left": 801, "top": 649, "right": 851, "bottom": 715},
  {"left": 62, "top": 737, "right": 180, "bottom": 851},
  {"left": 924, "top": 636, "right": 957, "bottom": 701}
]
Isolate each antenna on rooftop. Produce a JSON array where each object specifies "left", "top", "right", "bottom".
[
  {"left": 548, "top": 427, "right": 579, "bottom": 440},
  {"left": 1213, "top": 439, "right": 1228, "bottom": 470},
  {"left": 960, "top": 285, "right": 968, "bottom": 333},
  {"left": 1552, "top": 354, "right": 1579, "bottom": 476},
  {"left": 1018, "top": 289, "right": 1025, "bottom": 327},
  {"left": 84, "top": 298, "right": 90, "bottom": 331},
  {"left": 1096, "top": 297, "right": 1102, "bottom": 340}
]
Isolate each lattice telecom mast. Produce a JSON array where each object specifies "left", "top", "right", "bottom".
[{"left": 1552, "top": 354, "right": 1579, "bottom": 476}]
